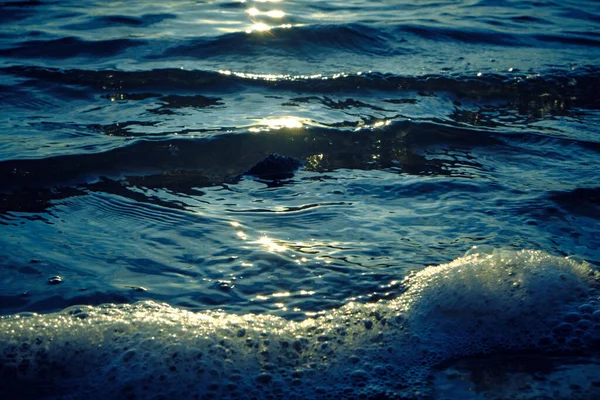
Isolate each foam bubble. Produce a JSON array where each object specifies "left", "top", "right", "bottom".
[
  {"left": 0, "top": 249, "right": 598, "bottom": 399},
  {"left": 396, "top": 249, "right": 598, "bottom": 355}
]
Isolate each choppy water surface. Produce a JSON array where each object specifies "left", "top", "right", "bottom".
[{"left": 0, "top": 0, "right": 599, "bottom": 398}]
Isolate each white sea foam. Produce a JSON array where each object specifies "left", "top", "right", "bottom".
[{"left": 1, "top": 249, "right": 598, "bottom": 399}]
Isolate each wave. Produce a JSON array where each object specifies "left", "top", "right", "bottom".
[
  {"left": 0, "top": 0, "right": 44, "bottom": 23},
  {"left": 3, "top": 22, "right": 599, "bottom": 63},
  {"left": 549, "top": 187, "right": 600, "bottom": 219},
  {"left": 2, "top": 114, "right": 598, "bottom": 205},
  {"left": 396, "top": 24, "right": 600, "bottom": 48},
  {"left": 397, "top": 24, "right": 522, "bottom": 46},
  {"left": 62, "top": 13, "right": 177, "bottom": 30},
  {"left": 533, "top": 33, "right": 600, "bottom": 47},
  {"left": 0, "top": 37, "right": 145, "bottom": 59},
  {"left": 3, "top": 65, "right": 599, "bottom": 107},
  {"left": 0, "top": 120, "right": 495, "bottom": 194},
  {"left": 160, "top": 23, "right": 397, "bottom": 59},
  {"left": 1, "top": 249, "right": 598, "bottom": 399}
]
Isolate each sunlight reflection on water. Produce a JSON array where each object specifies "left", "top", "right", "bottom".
[{"left": 248, "top": 116, "right": 304, "bottom": 132}]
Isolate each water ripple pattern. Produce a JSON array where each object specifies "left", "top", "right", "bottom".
[{"left": 0, "top": 1, "right": 599, "bottom": 398}]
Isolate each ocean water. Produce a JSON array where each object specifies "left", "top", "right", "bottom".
[{"left": 0, "top": 0, "right": 599, "bottom": 398}]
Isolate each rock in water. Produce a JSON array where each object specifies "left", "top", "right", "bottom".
[{"left": 245, "top": 153, "right": 301, "bottom": 180}]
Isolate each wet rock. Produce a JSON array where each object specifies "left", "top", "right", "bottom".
[{"left": 245, "top": 153, "right": 301, "bottom": 180}]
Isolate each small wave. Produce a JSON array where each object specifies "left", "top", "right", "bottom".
[
  {"left": 0, "top": 37, "right": 145, "bottom": 59},
  {"left": 0, "top": 119, "right": 499, "bottom": 193},
  {"left": 398, "top": 24, "right": 522, "bottom": 46},
  {"left": 148, "top": 94, "right": 224, "bottom": 115},
  {"left": 226, "top": 202, "right": 351, "bottom": 214},
  {"left": 1, "top": 250, "right": 598, "bottom": 399},
  {"left": 68, "top": 190, "right": 197, "bottom": 228},
  {"left": 549, "top": 187, "right": 600, "bottom": 219},
  {"left": 62, "top": 13, "right": 176, "bottom": 30},
  {"left": 0, "top": 0, "right": 43, "bottom": 23},
  {"left": 160, "top": 23, "right": 396, "bottom": 59},
  {"left": 3, "top": 65, "right": 599, "bottom": 110},
  {"left": 534, "top": 33, "right": 600, "bottom": 47}
]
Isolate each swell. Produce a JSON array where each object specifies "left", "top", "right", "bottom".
[
  {"left": 0, "top": 37, "right": 145, "bottom": 58},
  {"left": 398, "top": 24, "right": 522, "bottom": 46},
  {"left": 2, "top": 23, "right": 599, "bottom": 63},
  {"left": 548, "top": 187, "right": 600, "bottom": 219},
  {"left": 161, "top": 23, "right": 396, "bottom": 58},
  {"left": 3, "top": 112, "right": 599, "bottom": 199},
  {"left": 0, "top": 0, "right": 44, "bottom": 23},
  {"left": 2, "top": 65, "right": 600, "bottom": 109},
  {"left": 62, "top": 13, "right": 177, "bottom": 30},
  {"left": 396, "top": 24, "right": 600, "bottom": 47},
  {"left": 0, "top": 121, "right": 499, "bottom": 193}
]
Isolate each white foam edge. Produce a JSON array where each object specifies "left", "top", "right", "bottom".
[{"left": 1, "top": 249, "right": 598, "bottom": 399}]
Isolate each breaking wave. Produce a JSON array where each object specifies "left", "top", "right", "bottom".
[{"left": 1, "top": 249, "right": 599, "bottom": 399}]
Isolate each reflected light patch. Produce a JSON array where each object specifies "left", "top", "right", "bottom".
[
  {"left": 218, "top": 70, "right": 325, "bottom": 82},
  {"left": 246, "top": 7, "right": 260, "bottom": 17},
  {"left": 265, "top": 10, "right": 285, "bottom": 18},
  {"left": 354, "top": 119, "right": 392, "bottom": 131},
  {"left": 246, "top": 8, "right": 285, "bottom": 19},
  {"left": 306, "top": 153, "right": 324, "bottom": 170},
  {"left": 265, "top": 117, "right": 303, "bottom": 129},
  {"left": 248, "top": 116, "right": 304, "bottom": 132},
  {"left": 246, "top": 23, "right": 271, "bottom": 33},
  {"left": 257, "top": 236, "right": 287, "bottom": 253},
  {"left": 196, "top": 19, "right": 242, "bottom": 25}
]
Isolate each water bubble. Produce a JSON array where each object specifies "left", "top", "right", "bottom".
[
  {"left": 564, "top": 312, "right": 582, "bottom": 323},
  {"left": 553, "top": 322, "right": 574, "bottom": 336},
  {"left": 351, "top": 370, "right": 369, "bottom": 382},
  {"left": 256, "top": 373, "right": 273, "bottom": 384},
  {"left": 579, "top": 304, "right": 595, "bottom": 314},
  {"left": 577, "top": 319, "right": 593, "bottom": 330}
]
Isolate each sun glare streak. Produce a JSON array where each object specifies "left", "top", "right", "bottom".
[
  {"left": 218, "top": 70, "right": 367, "bottom": 83},
  {"left": 246, "top": 22, "right": 272, "bottom": 33},
  {"left": 246, "top": 7, "right": 285, "bottom": 19},
  {"left": 248, "top": 116, "right": 304, "bottom": 132},
  {"left": 264, "top": 117, "right": 303, "bottom": 129},
  {"left": 257, "top": 236, "right": 287, "bottom": 253},
  {"left": 246, "top": 7, "right": 260, "bottom": 16},
  {"left": 354, "top": 119, "right": 392, "bottom": 131},
  {"left": 265, "top": 10, "right": 285, "bottom": 18}
]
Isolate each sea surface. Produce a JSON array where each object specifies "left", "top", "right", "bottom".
[{"left": 0, "top": 0, "right": 599, "bottom": 399}]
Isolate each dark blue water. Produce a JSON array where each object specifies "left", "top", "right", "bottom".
[{"left": 1, "top": 0, "right": 599, "bottom": 398}]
